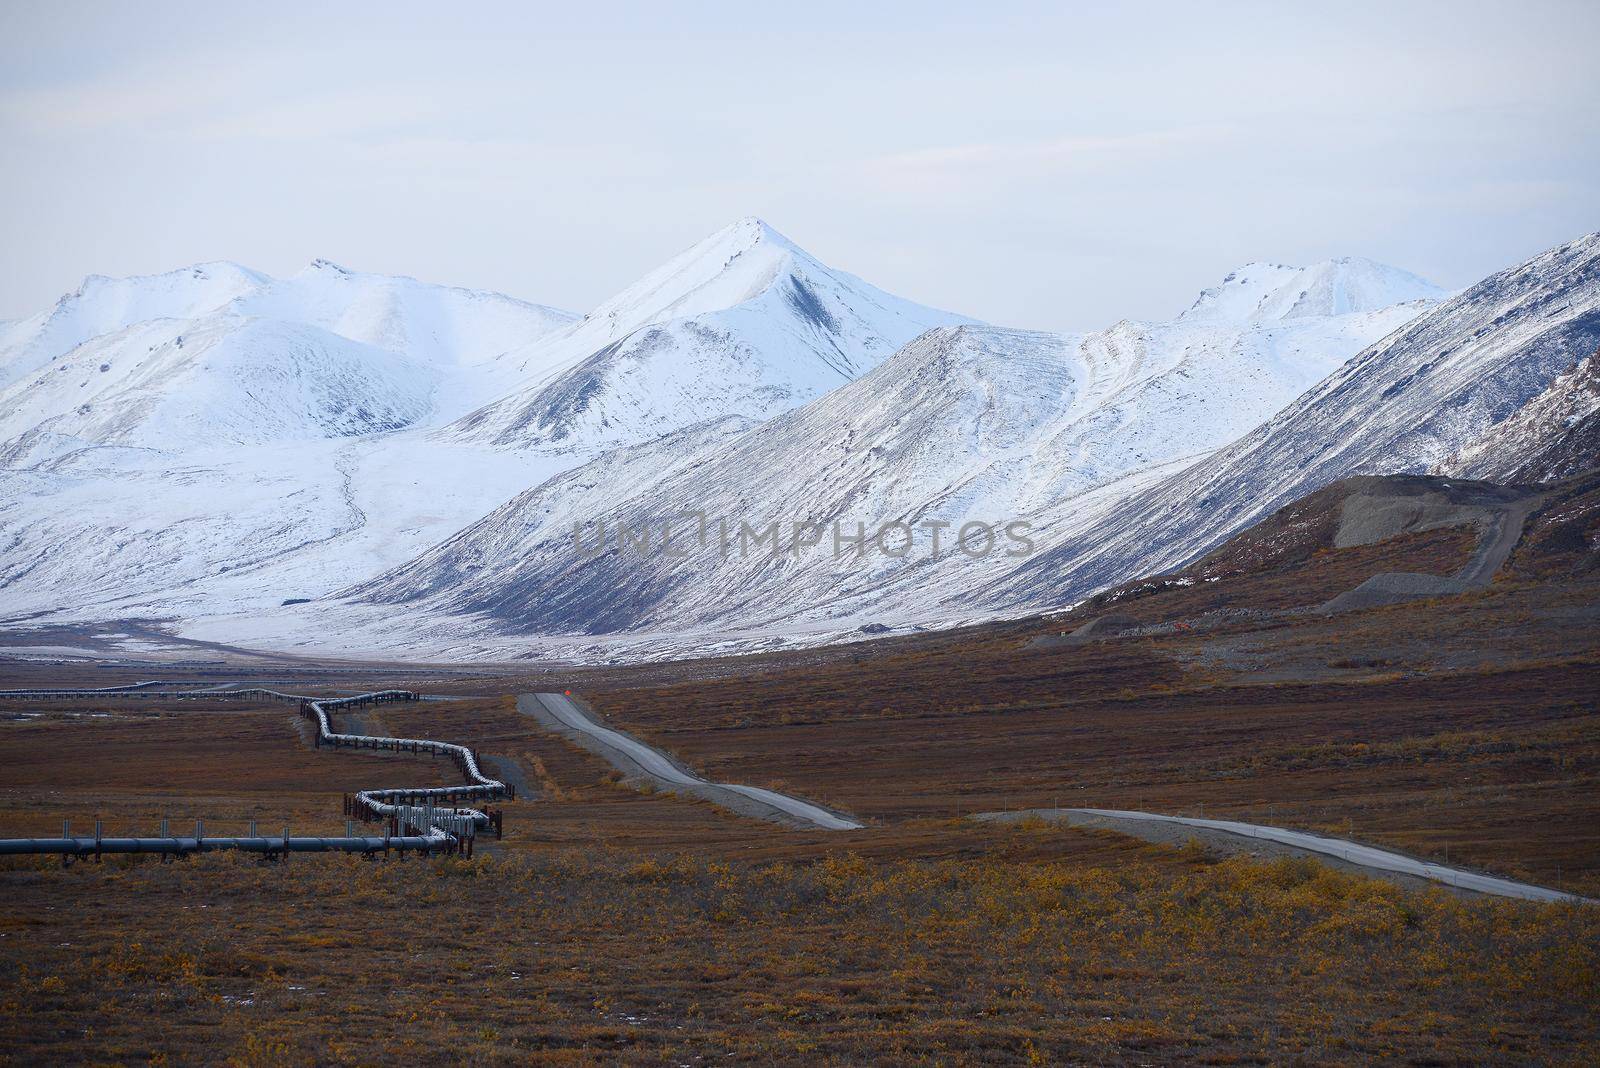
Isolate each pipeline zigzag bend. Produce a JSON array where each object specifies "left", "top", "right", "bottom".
[{"left": 0, "top": 686, "right": 514, "bottom": 859}]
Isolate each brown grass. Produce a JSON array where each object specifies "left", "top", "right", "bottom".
[
  {"left": 0, "top": 493, "right": 1595, "bottom": 1063},
  {"left": 0, "top": 700, "right": 456, "bottom": 839},
  {"left": 570, "top": 599, "right": 1600, "bottom": 894},
  {"left": 1, "top": 843, "right": 1595, "bottom": 1065},
  {"left": 1078, "top": 525, "right": 1479, "bottom": 623}
]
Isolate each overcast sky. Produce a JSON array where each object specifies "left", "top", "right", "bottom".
[{"left": 2, "top": 1, "right": 1597, "bottom": 331}]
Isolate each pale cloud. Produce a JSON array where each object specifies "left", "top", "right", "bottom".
[
  {"left": 0, "top": 1, "right": 1596, "bottom": 331},
  {"left": 853, "top": 127, "right": 1234, "bottom": 199},
  {"left": 0, "top": 70, "right": 452, "bottom": 145},
  {"left": 868, "top": 128, "right": 1229, "bottom": 175},
  {"left": 0, "top": 78, "right": 208, "bottom": 131},
  {"left": 183, "top": 90, "right": 456, "bottom": 144}
]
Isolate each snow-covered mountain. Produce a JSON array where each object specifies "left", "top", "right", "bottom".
[
  {"left": 347, "top": 256, "right": 1442, "bottom": 642},
  {"left": 1180, "top": 258, "right": 1441, "bottom": 322},
  {"left": 0, "top": 259, "right": 583, "bottom": 468},
  {"left": 0, "top": 262, "right": 269, "bottom": 391},
  {"left": 0, "top": 260, "right": 582, "bottom": 624},
  {"left": 1042, "top": 259, "right": 1440, "bottom": 496},
  {"left": 0, "top": 316, "right": 439, "bottom": 466},
  {"left": 11, "top": 223, "right": 1595, "bottom": 666},
  {"left": 226, "top": 260, "right": 582, "bottom": 419},
  {"left": 441, "top": 218, "right": 974, "bottom": 452},
  {"left": 991, "top": 232, "right": 1600, "bottom": 610},
  {"left": 0, "top": 261, "right": 576, "bottom": 411},
  {"left": 0, "top": 220, "right": 967, "bottom": 636}
]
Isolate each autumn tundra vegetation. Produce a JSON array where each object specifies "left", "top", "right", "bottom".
[
  {"left": 2, "top": 473, "right": 1597, "bottom": 1063},
  {"left": 2, "top": 842, "right": 1597, "bottom": 1064}
]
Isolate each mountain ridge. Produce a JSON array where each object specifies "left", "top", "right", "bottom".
[
  {"left": 345, "top": 248, "right": 1449, "bottom": 645},
  {"left": 988, "top": 231, "right": 1600, "bottom": 613},
  {"left": 439, "top": 216, "right": 976, "bottom": 453},
  {"left": 12, "top": 222, "right": 1594, "bottom": 669}
]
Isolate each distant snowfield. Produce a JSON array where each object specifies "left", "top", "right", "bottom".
[
  {"left": 13, "top": 220, "right": 1591, "bottom": 665},
  {"left": 0, "top": 256, "right": 589, "bottom": 643},
  {"left": 0, "top": 219, "right": 970, "bottom": 658},
  {"left": 331, "top": 250, "right": 1448, "bottom": 656},
  {"left": 0, "top": 436, "right": 577, "bottom": 619}
]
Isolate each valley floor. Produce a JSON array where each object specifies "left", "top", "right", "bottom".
[{"left": 1, "top": 534, "right": 1597, "bottom": 1063}]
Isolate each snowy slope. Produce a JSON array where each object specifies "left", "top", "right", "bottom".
[
  {"left": 1434, "top": 350, "right": 1600, "bottom": 483},
  {"left": 0, "top": 260, "right": 576, "bottom": 423},
  {"left": 443, "top": 218, "right": 974, "bottom": 452},
  {"left": 0, "top": 263, "right": 269, "bottom": 391},
  {"left": 348, "top": 258, "right": 1442, "bottom": 641},
  {"left": 0, "top": 260, "right": 580, "bottom": 626},
  {"left": 0, "top": 315, "right": 439, "bottom": 464},
  {"left": 0, "top": 433, "right": 586, "bottom": 625},
  {"left": 1181, "top": 258, "right": 1441, "bottom": 322},
  {"left": 992, "top": 232, "right": 1600, "bottom": 609},
  {"left": 26, "top": 226, "right": 1597, "bottom": 668},
  {"left": 0, "top": 221, "right": 965, "bottom": 637},
  {"left": 228, "top": 260, "right": 578, "bottom": 416}
]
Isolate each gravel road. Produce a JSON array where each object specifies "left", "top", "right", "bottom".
[
  {"left": 976, "top": 807, "right": 1588, "bottom": 903},
  {"left": 518, "top": 692, "right": 862, "bottom": 831}
]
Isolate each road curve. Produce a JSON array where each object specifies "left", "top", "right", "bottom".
[
  {"left": 977, "top": 807, "right": 1588, "bottom": 904},
  {"left": 522, "top": 692, "right": 862, "bottom": 831},
  {"left": 1457, "top": 490, "right": 1546, "bottom": 586}
]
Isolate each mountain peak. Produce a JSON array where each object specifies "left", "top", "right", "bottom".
[
  {"left": 1183, "top": 257, "right": 1443, "bottom": 322},
  {"left": 703, "top": 215, "right": 800, "bottom": 254},
  {"left": 0, "top": 260, "right": 276, "bottom": 392},
  {"left": 67, "top": 260, "right": 267, "bottom": 301},
  {"left": 442, "top": 217, "right": 971, "bottom": 452},
  {"left": 581, "top": 218, "right": 811, "bottom": 332}
]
